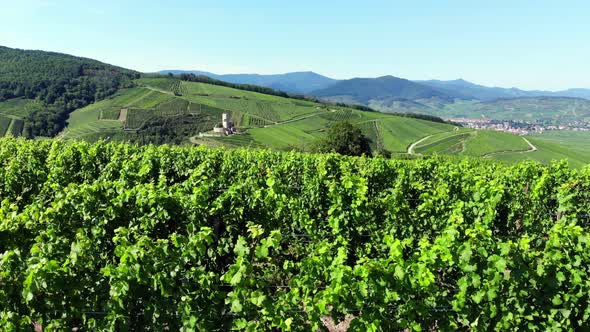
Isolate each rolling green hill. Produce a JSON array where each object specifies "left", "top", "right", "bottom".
[
  {"left": 60, "top": 76, "right": 590, "bottom": 167},
  {"left": 412, "top": 129, "right": 533, "bottom": 157},
  {"left": 493, "top": 138, "right": 590, "bottom": 169},
  {"left": 410, "top": 128, "right": 590, "bottom": 167},
  {"left": 1, "top": 45, "right": 588, "bottom": 169},
  {"left": 0, "top": 46, "right": 585, "bottom": 166},
  {"left": 63, "top": 77, "right": 456, "bottom": 148},
  {"left": 529, "top": 130, "right": 590, "bottom": 151}
]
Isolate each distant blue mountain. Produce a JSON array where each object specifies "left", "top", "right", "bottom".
[
  {"left": 159, "top": 70, "right": 338, "bottom": 94},
  {"left": 556, "top": 88, "right": 590, "bottom": 100},
  {"left": 310, "top": 75, "right": 464, "bottom": 104},
  {"left": 160, "top": 69, "right": 590, "bottom": 102},
  {"left": 417, "top": 79, "right": 590, "bottom": 101}
]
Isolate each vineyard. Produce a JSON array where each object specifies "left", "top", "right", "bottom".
[
  {"left": 358, "top": 120, "right": 385, "bottom": 152},
  {"left": 0, "top": 138, "right": 589, "bottom": 331},
  {"left": 0, "top": 116, "right": 11, "bottom": 136},
  {"left": 7, "top": 119, "right": 24, "bottom": 137},
  {"left": 248, "top": 115, "right": 273, "bottom": 127},
  {"left": 124, "top": 100, "right": 223, "bottom": 131},
  {"left": 415, "top": 132, "right": 472, "bottom": 155},
  {"left": 318, "top": 109, "right": 358, "bottom": 122},
  {"left": 99, "top": 109, "right": 121, "bottom": 121},
  {"left": 169, "top": 80, "right": 184, "bottom": 96},
  {"left": 155, "top": 99, "right": 190, "bottom": 115}
]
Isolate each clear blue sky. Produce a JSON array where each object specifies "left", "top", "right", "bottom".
[{"left": 1, "top": 0, "right": 589, "bottom": 90}]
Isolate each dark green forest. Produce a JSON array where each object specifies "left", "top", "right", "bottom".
[{"left": 0, "top": 46, "right": 139, "bottom": 137}]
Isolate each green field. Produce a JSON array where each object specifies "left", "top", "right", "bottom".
[
  {"left": 463, "top": 130, "right": 531, "bottom": 156},
  {"left": 478, "top": 130, "right": 590, "bottom": 168},
  {"left": 494, "top": 138, "right": 590, "bottom": 168},
  {"left": 414, "top": 131, "right": 474, "bottom": 155},
  {"left": 64, "top": 79, "right": 328, "bottom": 141},
  {"left": 409, "top": 128, "right": 590, "bottom": 167},
  {"left": 413, "top": 129, "right": 533, "bottom": 157},
  {"left": 377, "top": 117, "right": 452, "bottom": 151},
  {"left": 529, "top": 130, "right": 590, "bottom": 151},
  {"left": 246, "top": 110, "right": 454, "bottom": 152}
]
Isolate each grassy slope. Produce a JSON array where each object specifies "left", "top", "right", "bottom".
[
  {"left": 415, "top": 130, "right": 475, "bottom": 155},
  {"left": 413, "top": 128, "right": 590, "bottom": 167},
  {"left": 378, "top": 117, "right": 452, "bottom": 151},
  {"left": 63, "top": 103, "right": 122, "bottom": 139},
  {"left": 529, "top": 130, "right": 590, "bottom": 151},
  {"left": 494, "top": 138, "right": 590, "bottom": 168},
  {"left": 463, "top": 130, "right": 531, "bottom": 156},
  {"left": 504, "top": 130, "right": 590, "bottom": 168},
  {"left": 178, "top": 81, "right": 321, "bottom": 123},
  {"left": 248, "top": 109, "right": 455, "bottom": 152},
  {"left": 0, "top": 98, "right": 43, "bottom": 118},
  {"left": 64, "top": 86, "right": 186, "bottom": 138},
  {"left": 0, "top": 99, "right": 33, "bottom": 136}
]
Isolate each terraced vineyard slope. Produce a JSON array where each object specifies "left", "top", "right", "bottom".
[
  {"left": 63, "top": 77, "right": 457, "bottom": 149},
  {"left": 60, "top": 77, "right": 590, "bottom": 166}
]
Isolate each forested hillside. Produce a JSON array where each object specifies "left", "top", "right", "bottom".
[
  {"left": 161, "top": 70, "right": 338, "bottom": 94},
  {"left": 0, "top": 46, "right": 138, "bottom": 137},
  {"left": 311, "top": 75, "right": 462, "bottom": 104}
]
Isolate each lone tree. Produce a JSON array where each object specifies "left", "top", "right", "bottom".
[{"left": 315, "top": 121, "right": 372, "bottom": 156}]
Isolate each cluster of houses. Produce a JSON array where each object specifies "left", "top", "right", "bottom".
[{"left": 447, "top": 118, "right": 590, "bottom": 135}]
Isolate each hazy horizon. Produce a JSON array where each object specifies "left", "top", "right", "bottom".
[{"left": 1, "top": 0, "right": 589, "bottom": 90}]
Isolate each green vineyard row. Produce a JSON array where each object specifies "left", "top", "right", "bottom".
[{"left": 0, "top": 138, "right": 589, "bottom": 331}]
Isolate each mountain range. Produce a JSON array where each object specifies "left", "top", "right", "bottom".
[
  {"left": 160, "top": 70, "right": 337, "bottom": 94},
  {"left": 417, "top": 79, "right": 590, "bottom": 101},
  {"left": 160, "top": 69, "right": 590, "bottom": 102}
]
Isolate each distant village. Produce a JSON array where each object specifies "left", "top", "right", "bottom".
[{"left": 447, "top": 118, "right": 590, "bottom": 135}]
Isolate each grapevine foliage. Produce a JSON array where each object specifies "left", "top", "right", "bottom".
[{"left": 0, "top": 138, "right": 589, "bottom": 331}]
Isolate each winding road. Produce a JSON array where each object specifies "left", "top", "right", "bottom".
[
  {"left": 482, "top": 137, "right": 538, "bottom": 158},
  {"left": 522, "top": 137, "right": 538, "bottom": 152},
  {"left": 407, "top": 135, "right": 435, "bottom": 155}
]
